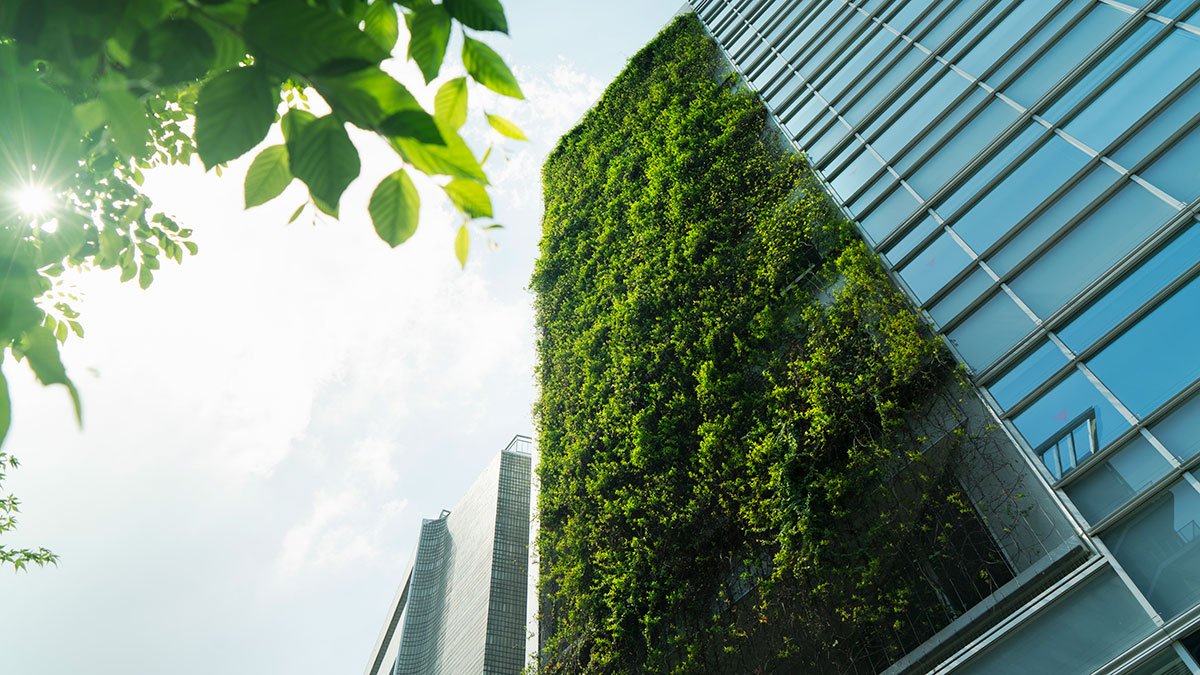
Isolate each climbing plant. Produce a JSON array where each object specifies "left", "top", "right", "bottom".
[{"left": 533, "top": 15, "right": 1007, "bottom": 673}]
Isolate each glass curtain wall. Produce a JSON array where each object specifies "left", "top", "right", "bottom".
[{"left": 689, "top": 0, "right": 1200, "bottom": 672}]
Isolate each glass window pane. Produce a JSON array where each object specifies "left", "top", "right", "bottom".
[
  {"left": 1065, "top": 433, "right": 1172, "bottom": 524},
  {"left": 893, "top": 87, "right": 990, "bottom": 176},
  {"left": 951, "top": 134, "right": 1091, "bottom": 252},
  {"left": 929, "top": 266, "right": 993, "bottom": 328},
  {"left": 1111, "top": 80, "right": 1200, "bottom": 170},
  {"left": 1043, "top": 21, "right": 1159, "bottom": 128},
  {"left": 1151, "top": 389, "right": 1200, "bottom": 462},
  {"left": 1060, "top": 220, "right": 1200, "bottom": 354},
  {"left": 988, "top": 339, "right": 1069, "bottom": 410},
  {"left": 1003, "top": 4, "right": 1127, "bottom": 110},
  {"left": 937, "top": 123, "right": 1045, "bottom": 221},
  {"left": 1105, "top": 476, "right": 1200, "bottom": 620},
  {"left": 987, "top": 0, "right": 1092, "bottom": 87},
  {"left": 848, "top": 172, "right": 896, "bottom": 222},
  {"left": 860, "top": 185, "right": 923, "bottom": 244},
  {"left": 819, "top": 27, "right": 896, "bottom": 101},
  {"left": 1089, "top": 274, "right": 1200, "bottom": 418},
  {"left": 843, "top": 48, "right": 927, "bottom": 127},
  {"left": 955, "top": 1, "right": 1059, "bottom": 79},
  {"left": 829, "top": 145, "right": 885, "bottom": 202},
  {"left": 948, "top": 291, "right": 1035, "bottom": 370},
  {"left": 987, "top": 164, "right": 1121, "bottom": 277},
  {"left": 1061, "top": 28, "right": 1200, "bottom": 152},
  {"left": 1009, "top": 181, "right": 1176, "bottom": 318},
  {"left": 898, "top": 232, "right": 973, "bottom": 303},
  {"left": 1140, "top": 122, "right": 1200, "bottom": 204},
  {"left": 1123, "top": 647, "right": 1192, "bottom": 675},
  {"left": 872, "top": 68, "right": 973, "bottom": 160},
  {"left": 882, "top": 214, "right": 938, "bottom": 264},
  {"left": 957, "top": 568, "right": 1155, "bottom": 675},
  {"left": 1013, "top": 369, "right": 1130, "bottom": 458},
  {"left": 906, "top": 97, "right": 1021, "bottom": 201},
  {"left": 919, "top": 0, "right": 988, "bottom": 50}
]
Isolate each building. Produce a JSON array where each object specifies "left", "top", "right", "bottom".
[
  {"left": 687, "top": 0, "right": 1200, "bottom": 673},
  {"left": 364, "top": 436, "right": 533, "bottom": 675}
]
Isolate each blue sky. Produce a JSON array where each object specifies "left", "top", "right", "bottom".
[{"left": 0, "top": 3, "right": 683, "bottom": 673}]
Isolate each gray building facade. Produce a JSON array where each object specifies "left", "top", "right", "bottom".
[
  {"left": 689, "top": 0, "right": 1200, "bottom": 673},
  {"left": 365, "top": 436, "right": 533, "bottom": 675}
]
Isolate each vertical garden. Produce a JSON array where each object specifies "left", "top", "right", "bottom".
[{"left": 532, "top": 15, "right": 1009, "bottom": 674}]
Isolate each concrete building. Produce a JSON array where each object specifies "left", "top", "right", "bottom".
[
  {"left": 365, "top": 436, "right": 533, "bottom": 675},
  {"left": 689, "top": 1, "right": 1200, "bottom": 673}
]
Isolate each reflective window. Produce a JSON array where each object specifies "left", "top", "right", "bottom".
[
  {"left": 955, "top": 1, "right": 1059, "bottom": 79},
  {"left": 1042, "top": 20, "right": 1159, "bottom": 129},
  {"left": 1123, "top": 647, "right": 1192, "bottom": 675},
  {"left": 936, "top": 123, "right": 1045, "bottom": 221},
  {"left": 1008, "top": 180, "right": 1175, "bottom": 318},
  {"left": 872, "top": 68, "right": 973, "bottom": 161},
  {"left": 950, "top": 134, "right": 1089, "bottom": 253},
  {"left": 1003, "top": 4, "right": 1126, "bottom": 109},
  {"left": 956, "top": 568, "right": 1155, "bottom": 675},
  {"left": 1065, "top": 433, "right": 1171, "bottom": 524},
  {"left": 829, "top": 144, "right": 885, "bottom": 201},
  {"left": 905, "top": 97, "right": 1021, "bottom": 201},
  {"left": 892, "top": 87, "right": 989, "bottom": 176},
  {"left": 1089, "top": 274, "right": 1200, "bottom": 417},
  {"left": 929, "top": 266, "right": 993, "bottom": 328},
  {"left": 1111, "top": 80, "right": 1200, "bottom": 170},
  {"left": 883, "top": 214, "right": 938, "bottom": 264},
  {"left": 948, "top": 291, "right": 1034, "bottom": 369},
  {"left": 860, "top": 185, "right": 923, "bottom": 244},
  {"left": 986, "top": 164, "right": 1121, "bottom": 277},
  {"left": 988, "top": 339, "right": 1068, "bottom": 411},
  {"left": 1060, "top": 27, "right": 1199, "bottom": 152},
  {"left": 1150, "top": 389, "right": 1200, "bottom": 463},
  {"left": 898, "top": 231, "right": 972, "bottom": 303},
  {"left": 843, "top": 48, "right": 927, "bottom": 127},
  {"left": 1059, "top": 220, "right": 1200, "bottom": 354},
  {"left": 1140, "top": 122, "right": 1200, "bottom": 204},
  {"left": 1105, "top": 476, "right": 1200, "bottom": 620},
  {"left": 1013, "top": 369, "right": 1130, "bottom": 462}
]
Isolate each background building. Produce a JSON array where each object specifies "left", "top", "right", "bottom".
[
  {"left": 689, "top": 0, "right": 1200, "bottom": 673},
  {"left": 365, "top": 436, "right": 533, "bottom": 675}
]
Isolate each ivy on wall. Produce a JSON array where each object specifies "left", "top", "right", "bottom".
[{"left": 533, "top": 15, "right": 1001, "bottom": 674}]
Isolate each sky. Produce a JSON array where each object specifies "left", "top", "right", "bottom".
[{"left": 0, "top": 3, "right": 684, "bottom": 673}]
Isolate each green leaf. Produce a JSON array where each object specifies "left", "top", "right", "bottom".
[
  {"left": 287, "top": 203, "right": 306, "bottom": 223},
  {"left": 281, "top": 108, "right": 316, "bottom": 142},
  {"left": 244, "top": 145, "right": 293, "bottom": 208},
  {"left": 183, "top": 241, "right": 199, "bottom": 255},
  {"left": 287, "top": 115, "right": 360, "bottom": 216},
  {"left": 19, "top": 327, "right": 80, "bottom": 425},
  {"left": 369, "top": 169, "right": 420, "bottom": 247},
  {"left": 443, "top": 179, "right": 492, "bottom": 219},
  {"left": 138, "top": 265, "right": 154, "bottom": 289},
  {"left": 392, "top": 122, "right": 486, "bottom": 182},
  {"left": 444, "top": 0, "right": 508, "bottom": 33},
  {"left": 462, "top": 36, "right": 523, "bottom": 99},
  {"left": 132, "top": 18, "right": 215, "bottom": 85},
  {"left": 405, "top": 4, "right": 451, "bottom": 84},
  {"left": 195, "top": 66, "right": 278, "bottom": 169},
  {"left": 454, "top": 223, "right": 469, "bottom": 269},
  {"left": 434, "top": 77, "right": 468, "bottom": 130},
  {"left": 485, "top": 113, "right": 526, "bottom": 140},
  {"left": 0, "top": 368, "right": 10, "bottom": 449},
  {"left": 244, "top": 0, "right": 389, "bottom": 76},
  {"left": 73, "top": 99, "right": 107, "bottom": 134},
  {"left": 312, "top": 66, "right": 430, "bottom": 136},
  {"left": 99, "top": 86, "right": 150, "bottom": 159},
  {"left": 379, "top": 110, "right": 443, "bottom": 145},
  {"left": 364, "top": 0, "right": 400, "bottom": 52}
]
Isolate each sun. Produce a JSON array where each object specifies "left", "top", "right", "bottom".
[{"left": 12, "top": 183, "right": 55, "bottom": 217}]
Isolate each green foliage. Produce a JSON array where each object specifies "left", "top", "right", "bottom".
[
  {"left": 0, "top": 0, "right": 522, "bottom": 568},
  {"left": 533, "top": 15, "right": 967, "bottom": 673},
  {"left": 0, "top": 450, "right": 57, "bottom": 571}
]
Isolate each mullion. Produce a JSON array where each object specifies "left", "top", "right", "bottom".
[
  {"left": 726, "top": 0, "right": 779, "bottom": 60},
  {"left": 744, "top": 0, "right": 840, "bottom": 82},
  {"left": 818, "top": 0, "right": 1004, "bottom": 175},
  {"left": 741, "top": 0, "right": 812, "bottom": 77},
  {"left": 772, "top": 1, "right": 909, "bottom": 125},
  {"left": 937, "top": 107, "right": 1200, "bottom": 344},
  {"left": 752, "top": 0, "right": 855, "bottom": 88},
  {"left": 904, "top": 66, "right": 1200, "bottom": 320},
  {"left": 758, "top": 1, "right": 867, "bottom": 101},
  {"left": 804, "top": 0, "right": 956, "bottom": 164},
  {"left": 789, "top": 0, "right": 939, "bottom": 148},
  {"left": 866, "top": 1, "right": 1153, "bottom": 258},
  {"left": 736, "top": 0, "right": 806, "bottom": 67}
]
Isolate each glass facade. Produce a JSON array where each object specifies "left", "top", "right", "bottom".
[
  {"left": 364, "top": 437, "right": 533, "bottom": 675},
  {"left": 690, "top": 0, "right": 1200, "bottom": 672}
]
